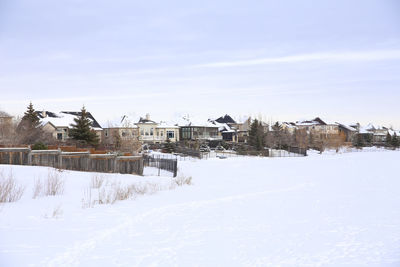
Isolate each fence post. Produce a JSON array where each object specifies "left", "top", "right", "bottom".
[{"left": 27, "top": 149, "right": 32, "bottom": 165}]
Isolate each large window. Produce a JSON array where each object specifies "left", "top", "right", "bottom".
[
  {"left": 57, "top": 133, "right": 62, "bottom": 140},
  {"left": 150, "top": 128, "right": 154, "bottom": 136},
  {"left": 167, "top": 131, "right": 175, "bottom": 139}
]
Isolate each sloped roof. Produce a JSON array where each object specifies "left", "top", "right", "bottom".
[
  {"left": 61, "top": 111, "right": 102, "bottom": 129},
  {"left": 40, "top": 111, "right": 102, "bottom": 130},
  {"left": 336, "top": 123, "right": 357, "bottom": 132},
  {"left": 156, "top": 121, "right": 179, "bottom": 129},
  {"left": 176, "top": 116, "right": 218, "bottom": 128},
  {"left": 215, "top": 114, "right": 236, "bottom": 124},
  {"left": 104, "top": 115, "right": 138, "bottom": 128}
]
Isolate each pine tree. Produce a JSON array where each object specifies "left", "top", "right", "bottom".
[
  {"left": 249, "top": 119, "right": 264, "bottom": 150},
  {"left": 386, "top": 133, "right": 392, "bottom": 147},
  {"left": 21, "top": 102, "right": 40, "bottom": 128},
  {"left": 163, "top": 138, "right": 175, "bottom": 153},
  {"left": 391, "top": 133, "right": 399, "bottom": 148},
  {"left": 16, "top": 102, "right": 45, "bottom": 145},
  {"left": 69, "top": 106, "right": 99, "bottom": 146},
  {"left": 353, "top": 133, "right": 364, "bottom": 148}
]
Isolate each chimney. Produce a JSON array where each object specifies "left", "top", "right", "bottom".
[
  {"left": 145, "top": 113, "right": 150, "bottom": 120},
  {"left": 42, "top": 110, "right": 47, "bottom": 118}
]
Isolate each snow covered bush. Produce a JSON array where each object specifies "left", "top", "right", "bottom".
[{"left": 0, "top": 170, "right": 25, "bottom": 203}]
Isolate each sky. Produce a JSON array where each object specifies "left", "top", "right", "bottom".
[{"left": 0, "top": 0, "right": 399, "bottom": 127}]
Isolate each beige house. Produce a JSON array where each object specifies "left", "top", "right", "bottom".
[
  {"left": 102, "top": 115, "right": 139, "bottom": 147},
  {"left": 296, "top": 117, "right": 340, "bottom": 138},
  {"left": 136, "top": 114, "right": 180, "bottom": 143}
]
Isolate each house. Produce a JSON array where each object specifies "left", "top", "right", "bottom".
[
  {"left": 38, "top": 111, "right": 102, "bottom": 142},
  {"left": 210, "top": 115, "right": 238, "bottom": 142},
  {"left": 178, "top": 115, "right": 221, "bottom": 141},
  {"left": 357, "top": 123, "right": 389, "bottom": 144},
  {"left": 156, "top": 122, "right": 180, "bottom": 143},
  {"left": 102, "top": 115, "right": 139, "bottom": 147},
  {"left": 336, "top": 123, "right": 357, "bottom": 142},
  {"left": 279, "top": 122, "right": 297, "bottom": 134},
  {"left": 0, "top": 111, "right": 13, "bottom": 143},
  {"left": 135, "top": 114, "right": 180, "bottom": 143},
  {"left": 296, "top": 117, "right": 340, "bottom": 139},
  {"left": 232, "top": 117, "right": 270, "bottom": 143}
]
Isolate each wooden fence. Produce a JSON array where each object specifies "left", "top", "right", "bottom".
[{"left": 0, "top": 148, "right": 143, "bottom": 175}]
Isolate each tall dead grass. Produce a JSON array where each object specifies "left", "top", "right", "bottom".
[
  {"left": 32, "top": 170, "right": 64, "bottom": 198},
  {"left": 0, "top": 169, "right": 25, "bottom": 203}
]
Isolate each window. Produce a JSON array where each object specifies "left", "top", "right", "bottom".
[
  {"left": 132, "top": 131, "right": 135, "bottom": 136},
  {"left": 121, "top": 131, "right": 126, "bottom": 137},
  {"left": 161, "top": 131, "right": 163, "bottom": 136},
  {"left": 141, "top": 129, "right": 144, "bottom": 135},
  {"left": 150, "top": 128, "right": 154, "bottom": 136},
  {"left": 57, "top": 133, "right": 63, "bottom": 140},
  {"left": 105, "top": 130, "right": 108, "bottom": 137},
  {"left": 167, "top": 131, "right": 174, "bottom": 139}
]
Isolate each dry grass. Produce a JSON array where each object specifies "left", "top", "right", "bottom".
[
  {"left": 174, "top": 175, "right": 193, "bottom": 186},
  {"left": 82, "top": 180, "right": 164, "bottom": 208},
  {"left": 90, "top": 175, "right": 106, "bottom": 189},
  {"left": 0, "top": 170, "right": 25, "bottom": 203},
  {"left": 32, "top": 170, "right": 64, "bottom": 198}
]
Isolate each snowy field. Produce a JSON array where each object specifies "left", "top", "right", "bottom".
[{"left": 1, "top": 150, "right": 400, "bottom": 266}]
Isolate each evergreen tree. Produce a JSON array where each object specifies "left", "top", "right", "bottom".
[
  {"left": 386, "top": 133, "right": 392, "bottom": 147},
  {"left": 163, "top": 138, "right": 175, "bottom": 153},
  {"left": 391, "top": 133, "right": 399, "bottom": 148},
  {"left": 353, "top": 133, "right": 364, "bottom": 148},
  {"left": 16, "top": 102, "right": 45, "bottom": 145},
  {"left": 69, "top": 106, "right": 99, "bottom": 146},
  {"left": 21, "top": 102, "right": 40, "bottom": 128},
  {"left": 249, "top": 119, "right": 264, "bottom": 150}
]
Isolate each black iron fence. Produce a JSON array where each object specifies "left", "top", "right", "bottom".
[{"left": 143, "top": 154, "right": 178, "bottom": 177}]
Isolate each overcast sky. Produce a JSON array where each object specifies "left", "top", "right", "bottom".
[{"left": 1, "top": 0, "right": 399, "bottom": 127}]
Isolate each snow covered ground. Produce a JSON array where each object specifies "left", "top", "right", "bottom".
[{"left": 1, "top": 150, "right": 400, "bottom": 266}]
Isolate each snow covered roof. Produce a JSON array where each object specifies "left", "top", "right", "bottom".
[
  {"left": 176, "top": 116, "right": 219, "bottom": 128},
  {"left": 40, "top": 111, "right": 102, "bottom": 130},
  {"left": 215, "top": 114, "right": 236, "bottom": 124},
  {"left": 156, "top": 121, "right": 179, "bottom": 129},
  {"left": 296, "top": 117, "right": 337, "bottom": 126},
  {"left": 280, "top": 122, "right": 297, "bottom": 128},
  {"left": 209, "top": 120, "right": 236, "bottom": 132},
  {"left": 388, "top": 129, "right": 400, "bottom": 136},
  {"left": 336, "top": 123, "right": 357, "bottom": 132},
  {"left": 104, "top": 115, "right": 138, "bottom": 128}
]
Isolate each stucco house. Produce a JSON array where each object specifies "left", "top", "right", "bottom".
[
  {"left": 102, "top": 115, "right": 139, "bottom": 147},
  {"left": 135, "top": 114, "right": 180, "bottom": 143}
]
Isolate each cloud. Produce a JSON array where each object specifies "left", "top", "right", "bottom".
[{"left": 194, "top": 49, "right": 400, "bottom": 68}]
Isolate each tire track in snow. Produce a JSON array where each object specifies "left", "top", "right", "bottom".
[{"left": 42, "top": 183, "right": 311, "bottom": 267}]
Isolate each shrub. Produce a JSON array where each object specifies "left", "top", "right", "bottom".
[
  {"left": 90, "top": 175, "right": 105, "bottom": 189},
  {"left": 31, "top": 142, "right": 48, "bottom": 150},
  {"left": 0, "top": 170, "right": 25, "bottom": 203},
  {"left": 174, "top": 175, "right": 192, "bottom": 186},
  {"left": 32, "top": 170, "right": 64, "bottom": 198}
]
